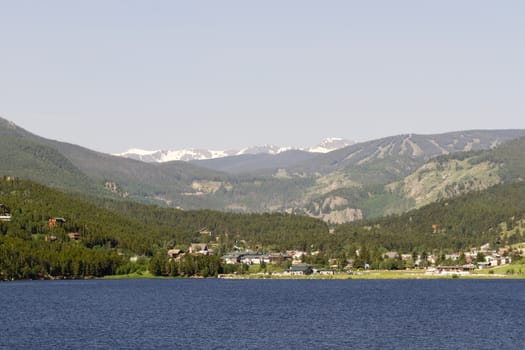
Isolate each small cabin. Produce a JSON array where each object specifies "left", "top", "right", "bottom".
[
  {"left": 221, "top": 254, "right": 242, "bottom": 265},
  {"left": 67, "top": 232, "right": 80, "bottom": 240},
  {"left": 189, "top": 243, "right": 209, "bottom": 255},
  {"left": 167, "top": 249, "right": 183, "bottom": 258},
  {"left": 48, "top": 217, "right": 66, "bottom": 228},
  {"left": 0, "top": 204, "right": 11, "bottom": 222},
  {"left": 384, "top": 251, "right": 399, "bottom": 259},
  {"left": 198, "top": 228, "right": 212, "bottom": 236},
  {"left": 287, "top": 264, "right": 313, "bottom": 276}
]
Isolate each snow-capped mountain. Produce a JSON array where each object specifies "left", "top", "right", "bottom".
[
  {"left": 306, "top": 137, "right": 354, "bottom": 153},
  {"left": 115, "top": 138, "right": 354, "bottom": 163},
  {"left": 116, "top": 148, "right": 238, "bottom": 162}
]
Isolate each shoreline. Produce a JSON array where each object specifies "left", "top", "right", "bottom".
[
  {"left": 3, "top": 268, "right": 524, "bottom": 282},
  {"left": 218, "top": 271, "right": 523, "bottom": 280},
  {"left": 105, "top": 269, "right": 525, "bottom": 280}
]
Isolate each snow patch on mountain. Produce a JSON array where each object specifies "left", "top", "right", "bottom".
[
  {"left": 307, "top": 138, "right": 353, "bottom": 153},
  {"left": 115, "top": 138, "right": 354, "bottom": 163}
]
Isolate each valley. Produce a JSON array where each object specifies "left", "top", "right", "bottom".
[
  {"left": 2, "top": 116, "right": 525, "bottom": 280},
  {"left": 2, "top": 117, "right": 525, "bottom": 225}
]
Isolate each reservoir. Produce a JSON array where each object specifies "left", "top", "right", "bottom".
[{"left": 1, "top": 279, "right": 524, "bottom": 349}]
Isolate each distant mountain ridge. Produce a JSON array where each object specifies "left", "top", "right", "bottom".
[
  {"left": 2, "top": 115, "right": 525, "bottom": 224},
  {"left": 114, "top": 137, "right": 354, "bottom": 162}
]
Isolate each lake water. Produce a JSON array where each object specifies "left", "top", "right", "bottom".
[{"left": 1, "top": 279, "right": 524, "bottom": 349}]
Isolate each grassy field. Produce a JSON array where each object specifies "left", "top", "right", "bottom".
[
  {"left": 102, "top": 261, "right": 525, "bottom": 280},
  {"left": 471, "top": 262, "right": 525, "bottom": 278},
  {"left": 104, "top": 267, "right": 525, "bottom": 280}
]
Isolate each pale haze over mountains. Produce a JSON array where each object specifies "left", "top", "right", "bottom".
[{"left": 115, "top": 138, "right": 354, "bottom": 162}]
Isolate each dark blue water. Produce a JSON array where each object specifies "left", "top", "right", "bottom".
[{"left": 1, "top": 279, "right": 524, "bottom": 349}]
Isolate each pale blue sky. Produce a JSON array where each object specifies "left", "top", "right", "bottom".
[{"left": 1, "top": 1, "right": 524, "bottom": 153}]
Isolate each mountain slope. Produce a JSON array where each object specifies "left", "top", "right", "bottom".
[
  {"left": 44, "top": 139, "right": 228, "bottom": 201},
  {"left": 0, "top": 116, "right": 227, "bottom": 202},
  {"left": 191, "top": 150, "right": 319, "bottom": 175},
  {"left": 388, "top": 136, "right": 525, "bottom": 210},
  {"left": 2, "top": 116, "right": 525, "bottom": 223},
  {"left": 0, "top": 118, "right": 102, "bottom": 194},
  {"left": 290, "top": 130, "right": 525, "bottom": 177},
  {"left": 336, "top": 180, "right": 525, "bottom": 252},
  {"left": 280, "top": 131, "right": 525, "bottom": 223}
]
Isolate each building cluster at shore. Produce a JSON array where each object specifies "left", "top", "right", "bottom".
[{"left": 158, "top": 240, "right": 518, "bottom": 277}]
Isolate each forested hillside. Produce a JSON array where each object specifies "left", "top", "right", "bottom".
[
  {"left": 2, "top": 175, "right": 525, "bottom": 279},
  {"left": 0, "top": 177, "right": 328, "bottom": 280},
  {"left": 334, "top": 181, "right": 525, "bottom": 258},
  {"left": 0, "top": 132, "right": 101, "bottom": 195}
]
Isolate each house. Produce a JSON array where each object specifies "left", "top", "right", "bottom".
[
  {"left": 426, "top": 266, "right": 470, "bottom": 276},
  {"left": 318, "top": 269, "right": 335, "bottom": 275},
  {"left": 267, "top": 253, "right": 291, "bottom": 264},
  {"left": 445, "top": 253, "right": 461, "bottom": 261},
  {"left": 67, "top": 232, "right": 80, "bottom": 240},
  {"left": 401, "top": 254, "right": 413, "bottom": 261},
  {"left": 167, "top": 249, "right": 183, "bottom": 258},
  {"left": 0, "top": 204, "right": 11, "bottom": 222},
  {"left": 462, "top": 263, "right": 476, "bottom": 271},
  {"left": 198, "top": 228, "right": 212, "bottom": 236},
  {"left": 480, "top": 243, "right": 491, "bottom": 252},
  {"left": 221, "top": 252, "right": 289, "bottom": 265},
  {"left": 189, "top": 243, "right": 209, "bottom": 255},
  {"left": 48, "top": 217, "right": 66, "bottom": 228},
  {"left": 221, "top": 254, "right": 242, "bottom": 265},
  {"left": 484, "top": 254, "right": 511, "bottom": 267},
  {"left": 288, "top": 251, "right": 306, "bottom": 261},
  {"left": 384, "top": 251, "right": 399, "bottom": 259},
  {"left": 240, "top": 254, "right": 267, "bottom": 265},
  {"left": 286, "top": 264, "right": 313, "bottom": 276},
  {"left": 477, "top": 262, "right": 491, "bottom": 269}
]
